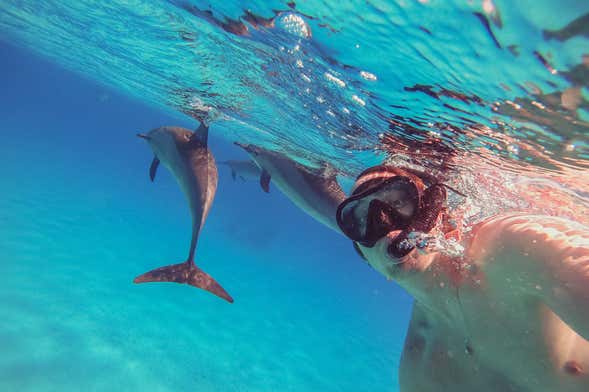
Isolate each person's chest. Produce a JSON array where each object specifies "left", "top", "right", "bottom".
[{"left": 399, "top": 283, "right": 589, "bottom": 392}]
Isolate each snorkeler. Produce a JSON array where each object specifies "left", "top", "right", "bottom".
[{"left": 336, "top": 164, "right": 589, "bottom": 391}]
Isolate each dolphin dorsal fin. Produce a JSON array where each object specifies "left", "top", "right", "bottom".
[{"left": 190, "top": 121, "right": 209, "bottom": 147}]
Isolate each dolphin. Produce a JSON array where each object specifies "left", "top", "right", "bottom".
[
  {"left": 135, "top": 123, "right": 233, "bottom": 303},
  {"left": 236, "top": 143, "right": 346, "bottom": 234},
  {"left": 218, "top": 159, "right": 266, "bottom": 189}
]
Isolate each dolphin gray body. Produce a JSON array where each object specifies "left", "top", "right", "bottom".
[
  {"left": 218, "top": 159, "right": 265, "bottom": 188},
  {"left": 237, "top": 143, "right": 346, "bottom": 234},
  {"left": 135, "top": 123, "right": 232, "bottom": 303}
]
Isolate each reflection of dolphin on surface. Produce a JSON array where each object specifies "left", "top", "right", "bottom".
[
  {"left": 135, "top": 123, "right": 233, "bottom": 303},
  {"left": 218, "top": 159, "right": 266, "bottom": 189},
  {"left": 236, "top": 142, "right": 346, "bottom": 234}
]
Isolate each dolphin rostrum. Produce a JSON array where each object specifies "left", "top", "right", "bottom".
[
  {"left": 218, "top": 159, "right": 266, "bottom": 189},
  {"left": 135, "top": 123, "right": 233, "bottom": 303},
  {"left": 236, "top": 143, "right": 346, "bottom": 234}
]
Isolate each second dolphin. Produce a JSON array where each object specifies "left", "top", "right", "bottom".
[{"left": 237, "top": 143, "right": 346, "bottom": 234}]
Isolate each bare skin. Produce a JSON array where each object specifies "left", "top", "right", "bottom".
[{"left": 359, "top": 214, "right": 589, "bottom": 391}]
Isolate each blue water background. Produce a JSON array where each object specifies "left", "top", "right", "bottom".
[{"left": 0, "top": 42, "right": 411, "bottom": 391}]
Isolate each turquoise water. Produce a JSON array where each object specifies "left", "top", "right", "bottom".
[
  {"left": 1, "top": 1, "right": 588, "bottom": 391},
  {"left": 0, "top": 43, "right": 409, "bottom": 391}
]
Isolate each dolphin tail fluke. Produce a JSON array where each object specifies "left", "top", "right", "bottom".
[{"left": 133, "top": 261, "right": 234, "bottom": 303}]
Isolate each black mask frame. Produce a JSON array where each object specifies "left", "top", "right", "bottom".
[
  {"left": 337, "top": 175, "right": 450, "bottom": 258},
  {"left": 336, "top": 176, "right": 420, "bottom": 248}
]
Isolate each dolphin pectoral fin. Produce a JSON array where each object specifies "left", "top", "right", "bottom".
[
  {"left": 133, "top": 261, "right": 234, "bottom": 303},
  {"left": 149, "top": 157, "right": 160, "bottom": 182},
  {"left": 260, "top": 169, "right": 271, "bottom": 193},
  {"left": 231, "top": 169, "right": 236, "bottom": 181}
]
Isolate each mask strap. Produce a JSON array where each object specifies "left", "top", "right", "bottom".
[{"left": 435, "top": 183, "right": 467, "bottom": 198}]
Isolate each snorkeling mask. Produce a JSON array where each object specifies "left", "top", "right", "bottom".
[{"left": 336, "top": 165, "right": 447, "bottom": 258}]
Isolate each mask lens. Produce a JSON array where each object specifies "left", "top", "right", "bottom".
[{"left": 336, "top": 177, "right": 418, "bottom": 246}]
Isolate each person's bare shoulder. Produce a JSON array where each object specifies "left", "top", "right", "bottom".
[
  {"left": 469, "top": 213, "right": 588, "bottom": 257},
  {"left": 468, "top": 213, "right": 589, "bottom": 339}
]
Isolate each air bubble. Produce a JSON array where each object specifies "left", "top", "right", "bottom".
[
  {"left": 276, "top": 12, "right": 311, "bottom": 38},
  {"left": 325, "top": 73, "right": 346, "bottom": 88},
  {"left": 351, "top": 95, "right": 366, "bottom": 106},
  {"left": 360, "top": 71, "right": 377, "bottom": 81},
  {"left": 507, "top": 144, "right": 519, "bottom": 155}
]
